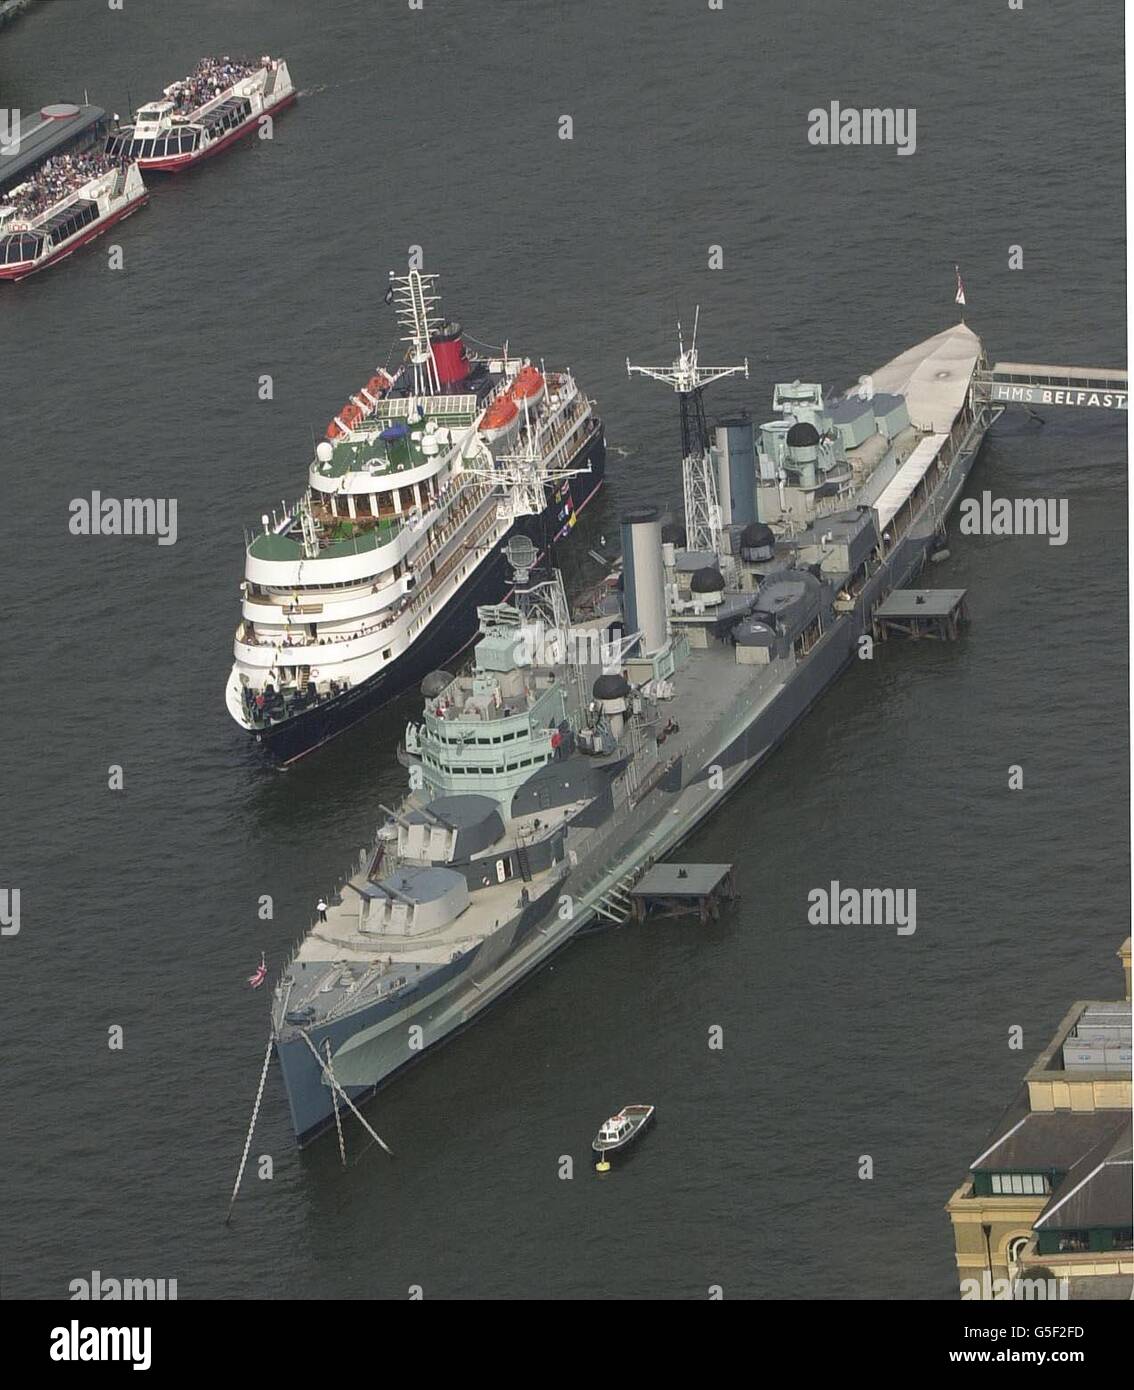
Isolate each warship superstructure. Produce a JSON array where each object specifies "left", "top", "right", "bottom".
[{"left": 272, "top": 318, "right": 990, "bottom": 1145}]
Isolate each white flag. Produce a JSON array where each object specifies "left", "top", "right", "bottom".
[{"left": 954, "top": 265, "right": 966, "bottom": 307}]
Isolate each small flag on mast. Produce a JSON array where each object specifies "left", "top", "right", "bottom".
[{"left": 954, "top": 265, "right": 966, "bottom": 307}]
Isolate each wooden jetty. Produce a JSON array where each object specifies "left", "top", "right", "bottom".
[
  {"left": 630, "top": 863, "right": 737, "bottom": 925},
  {"left": 873, "top": 588, "right": 968, "bottom": 642}
]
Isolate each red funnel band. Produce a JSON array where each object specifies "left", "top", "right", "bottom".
[{"left": 432, "top": 334, "right": 469, "bottom": 386}]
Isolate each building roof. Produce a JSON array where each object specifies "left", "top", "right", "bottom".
[
  {"left": 0, "top": 103, "right": 105, "bottom": 193},
  {"left": 970, "top": 1090, "right": 1127, "bottom": 1173},
  {"left": 1034, "top": 1119, "right": 1132, "bottom": 1231}
]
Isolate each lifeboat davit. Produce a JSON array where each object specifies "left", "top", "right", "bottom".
[
  {"left": 510, "top": 365, "right": 545, "bottom": 412},
  {"left": 361, "top": 370, "right": 394, "bottom": 406},
  {"left": 479, "top": 394, "right": 520, "bottom": 445}
]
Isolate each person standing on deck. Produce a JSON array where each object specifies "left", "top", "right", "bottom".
[{"left": 316, "top": 898, "right": 328, "bottom": 923}]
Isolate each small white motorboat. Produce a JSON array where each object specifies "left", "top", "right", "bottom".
[{"left": 592, "top": 1104, "right": 654, "bottom": 1169}]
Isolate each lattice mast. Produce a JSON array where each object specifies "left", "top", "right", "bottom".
[
  {"left": 388, "top": 269, "right": 444, "bottom": 399},
  {"left": 626, "top": 309, "right": 748, "bottom": 554}
]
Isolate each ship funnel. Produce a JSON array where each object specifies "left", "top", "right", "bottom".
[
  {"left": 431, "top": 321, "right": 470, "bottom": 387},
  {"left": 713, "top": 415, "right": 758, "bottom": 526},
  {"left": 620, "top": 506, "right": 667, "bottom": 655}
]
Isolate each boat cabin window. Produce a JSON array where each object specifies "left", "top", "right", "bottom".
[{"left": 1, "top": 232, "right": 43, "bottom": 263}]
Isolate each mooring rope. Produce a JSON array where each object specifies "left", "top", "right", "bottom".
[
  {"left": 298, "top": 1029, "right": 394, "bottom": 1157},
  {"left": 225, "top": 1030, "right": 275, "bottom": 1224},
  {"left": 326, "top": 1039, "right": 346, "bottom": 1167}
]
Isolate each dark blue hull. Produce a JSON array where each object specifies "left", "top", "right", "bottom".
[{"left": 252, "top": 427, "right": 605, "bottom": 764}]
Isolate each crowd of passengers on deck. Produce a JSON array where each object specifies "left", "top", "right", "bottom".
[
  {"left": 11, "top": 150, "right": 116, "bottom": 219},
  {"left": 166, "top": 55, "right": 258, "bottom": 115}
]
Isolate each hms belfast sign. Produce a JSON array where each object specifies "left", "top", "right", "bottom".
[{"left": 989, "top": 383, "right": 1127, "bottom": 409}]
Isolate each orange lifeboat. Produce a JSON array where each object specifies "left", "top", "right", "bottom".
[
  {"left": 510, "top": 365, "right": 545, "bottom": 411},
  {"left": 340, "top": 402, "right": 364, "bottom": 429},
  {"left": 479, "top": 394, "right": 520, "bottom": 444},
  {"left": 325, "top": 419, "right": 345, "bottom": 441}
]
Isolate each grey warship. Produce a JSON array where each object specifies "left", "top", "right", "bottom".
[{"left": 272, "top": 319, "right": 989, "bottom": 1145}]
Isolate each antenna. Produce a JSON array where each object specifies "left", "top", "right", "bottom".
[
  {"left": 627, "top": 311, "right": 748, "bottom": 555},
  {"left": 387, "top": 268, "right": 443, "bottom": 399}
]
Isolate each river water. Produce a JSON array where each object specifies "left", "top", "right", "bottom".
[{"left": 0, "top": 0, "right": 1126, "bottom": 1299}]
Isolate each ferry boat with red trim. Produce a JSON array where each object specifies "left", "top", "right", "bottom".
[
  {"left": 105, "top": 55, "right": 295, "bottom": 173},
  {"left": 0, "top": 126, "right": 146, "bottom": 281}
]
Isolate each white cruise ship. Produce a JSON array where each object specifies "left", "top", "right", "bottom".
[{"left": 224, "top": 269, "right": 606, "bottom": 763}]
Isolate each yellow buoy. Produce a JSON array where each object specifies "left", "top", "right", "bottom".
[{"left": 595, "top": 1159, "right": 611, "bottom": 1173}]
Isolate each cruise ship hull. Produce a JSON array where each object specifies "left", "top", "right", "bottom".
[
  {"left": 250, "top": 431, "right": 606, "bottom": 765},
  {"left": 277, "top": 389, "right": 992, "bottom": 1145}
]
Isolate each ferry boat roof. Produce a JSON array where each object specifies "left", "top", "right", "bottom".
[{"left": 0, "top": 103, "right": 105, "bottom": 194}]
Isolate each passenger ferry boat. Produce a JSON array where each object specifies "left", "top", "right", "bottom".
[
  {"left": 225, "top": 269, "right": 606, "bottom": 764},
  {"left": 105, "top": 55, "right": 295, "bottom": 172},
  {"left": 0, "top": 104, "right": 146, "bottom": 281}
]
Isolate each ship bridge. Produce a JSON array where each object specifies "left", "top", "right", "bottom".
[{"left": 975, "top": 362, "right": 1127, "bottom": 411}]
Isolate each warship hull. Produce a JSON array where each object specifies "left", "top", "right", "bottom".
[
  {"left": 277, "top": 365, "right": 991, "bottom": 1145},
  {"left": 253, "top": 432, "right": 606, "bottom": 765}
]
